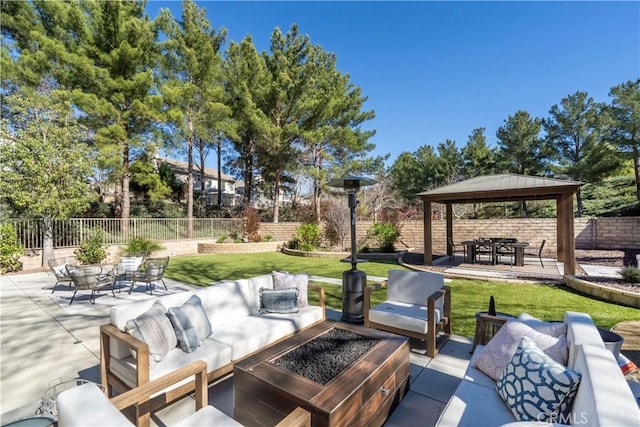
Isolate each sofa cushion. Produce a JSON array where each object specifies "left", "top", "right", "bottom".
[
  {"left": 473, "top": 320, "right": 568, "bottom": 381},
  {"left": 272, "top": 272, "right": 309, "bottom": 308},
  {"left": 247, "top": 274, "right": 275, "bottom": 314},
  {"left": 496, "top": 336, "right": 581, "bottom": 423},
  {"left": 124, "top": 300, "right": 177, "bottom": 367},
  {"left": 195, "top": 280, "right": 253, "bottom": 328},
  {"left": 259, "top": 287, "right": 299, "bottom": 314},
  {"left": 437, "top": 378, "right": 515, "bottom": 427},
  {"left": 518, "top": 313, "right": 567, "bottom": 338},
  {"left": 213, "top": 308, "right": 323, "bottom": 360},
  {"left": 109, "top": 336, "right": 233, "bottom": 390},
  {"left": 465, "top": 345, "right": 500, "bottom": 389},
  {"left": 368, "top": 300, "right": 442, "bottom": 334},
  {"left": 173, "top": 405, "right": 242, "bottom": 427},
  {"left": 167, "top": 295, "right": 212, "bottom": 353}
]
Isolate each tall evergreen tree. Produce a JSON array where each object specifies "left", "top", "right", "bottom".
[
  {"left": 157, "top": 0, "right": 227, "bottom": 232},
  {"left": 544, "top": 91, "right": 617, "bottom": 216},
  {"left": 496, "top": 111, "right": 550, "bottom": 217},
  {"left": 461, "top": 127, "right": 496, "bottom": 178},
  {"left": 435, "top": 139, "right": 462, "bottom": 185},
  {"left": 224, "top": 36, "right": 271, "bottom": 208},
  {"left": 70, "top": 1, "right": 160, "bottom": 233},
  {"left": 608, "top": 79, "right": 640, "bottom": 203},
  {"left": 389, "top": 145, "right": 441, "bottom": 205}
]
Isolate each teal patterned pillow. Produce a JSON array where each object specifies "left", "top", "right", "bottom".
[
  {"left": 259, "top": 287, "right": 299, "bottom": 314},
  {"left": 496, "top": 336, "right": 581, "bottom": 423}
]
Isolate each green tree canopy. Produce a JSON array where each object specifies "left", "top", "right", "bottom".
[{"left": 608, "top": 79, "right": 640, "bottom": 203}]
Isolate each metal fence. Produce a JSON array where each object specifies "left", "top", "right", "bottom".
[{"left": 2, "top": 218, "right": 243, "bottom": 250}]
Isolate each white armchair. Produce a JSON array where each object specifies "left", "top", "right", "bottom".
[{"left": 364, "top": 270, "right": 451, "bottom": 357}]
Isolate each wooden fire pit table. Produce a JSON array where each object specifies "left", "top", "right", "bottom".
[{"left": 233, "top": 320, "right": 410, "bottom": 427}]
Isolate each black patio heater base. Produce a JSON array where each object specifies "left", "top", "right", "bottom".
[{"left": 341, "top": 268, "right": 367, "bottom": 324}]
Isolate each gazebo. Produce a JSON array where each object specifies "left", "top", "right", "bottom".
[{"left": 417, "top": 174, "right": 583, "bottom": 275}]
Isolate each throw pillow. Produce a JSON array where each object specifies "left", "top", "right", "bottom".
[
  {"left": 125, "top": 301, "right": 177, "bottom": 367},
  {"left": 518, "top": 312, "right": 567, "bottom": 338},
  {"left": 167, "top": 295, "right": 212, "bottom": 353},
  {"left": 496, "top": 336, "right": 581, "bottom": 423},
  {"left": 473, "top": 319, "right": 568, "bottom": 381},
  {"left": 259, "top": 287, "right": 299, "bottom": 314},
  {"left": 272, "top": 272, "right": 308, "bottom": 308}
]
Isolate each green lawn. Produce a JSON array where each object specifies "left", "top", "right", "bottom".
[{"left": 165, "top": 252, "right": 640, "bottom": 338}]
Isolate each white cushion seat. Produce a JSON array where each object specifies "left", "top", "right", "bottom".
[
  {"left": 368, "top": 300, "right": 442, "bottom": 334},
  {"left": 57, "top": 382, "right": 133, "bottom": 427},
  {"left": 109, "top": 337, "right": 233, "bottom": 389}
]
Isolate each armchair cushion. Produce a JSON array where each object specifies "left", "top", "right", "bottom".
[
  {"left": 473, "top": 320, "right": 568, "bottom": 381},
  {"left": 125, "top": 300, "right": 177, "bottom": 367},
  {"left": 368, "top": 301, "right": 441, "bottom": 334},
  {"left": 57, "top": 382, "right": 132, "bottom": 427},
  {"left": 496, "top": 336, "right": 581, "bottom": 422},
  {"left": 118, "top": 256, "right": 143, "bottom": 272},
  {"left": 387, "top": 270, "right": 445, "bottom": 312},
  {"left": 167, "top": 295, "right": 212, "bottom": 353}
]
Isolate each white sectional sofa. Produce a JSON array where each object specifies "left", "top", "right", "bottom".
[
  {"left": 437, "top": 311, "right": 640, "bottom": 427},
  {"left": 100, "top": 273, "right": 325, "bottom": 426}
]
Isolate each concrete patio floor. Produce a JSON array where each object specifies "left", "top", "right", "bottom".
[{"left": 1, "top": 271, "right": 472, "bottom": 426}]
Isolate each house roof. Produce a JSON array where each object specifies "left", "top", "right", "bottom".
[
  {"left": 158, "top": 158, "right": 235, "bottom": 182},
  {"left": 417, "top": 173, "right": 582, "bottom": 203}
]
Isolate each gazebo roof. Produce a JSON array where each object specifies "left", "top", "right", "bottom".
[{"left": 417, "top": 173, "right": 582, "bottom": 203}]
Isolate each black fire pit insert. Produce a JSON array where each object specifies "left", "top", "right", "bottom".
[{"left": 271, "top": 328, "right": 380, "bottom": 385}]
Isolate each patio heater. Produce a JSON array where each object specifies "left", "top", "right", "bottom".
[{"left": 328, "top": 175, "right": 377, "bottom": 324}]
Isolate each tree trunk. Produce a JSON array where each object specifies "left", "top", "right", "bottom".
[
  {"left": 41, "top": 214, "right": 54, "bottom": 268},
  {"left": 576, "top": 188, "right": 583, "bottom": 217},
  {"left": 634, "top": 148, "right": 640, "bottom": 202},
  {"left": 216, "top": 139, "right": 222, "bottom": 207},
  {"left": 187, "top": 119, "right": 194, "bottom": 238},
  {"left": 122, "top": 143, "right": 130, "bottom": 237},
  {"left": 521, "top": 200, "right": 528, "bottom": 218},
  {"left": 273, "top": 173, "right": 280, "bottom": 223}
]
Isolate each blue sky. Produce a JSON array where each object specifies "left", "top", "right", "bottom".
[{"left": 147, "top": 1, "right": 640, "bottom": 167}]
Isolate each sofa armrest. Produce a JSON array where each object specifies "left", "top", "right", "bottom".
[
  {"left": 110, "top": 360, "right": 208, "bottom": 427},
  {"left": 276, "top": 407, "right": 311, "bottom": 427},
  {"left": 100, "top": 324, "right": 150, "bottom": 395},
  {"left": 308, "top": 284, "right": 326, "bottom": 319}
]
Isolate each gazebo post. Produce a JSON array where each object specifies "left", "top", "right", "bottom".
[
  {"left": 446, "top": 203, "right": 453, "bottom": 257},
  {"left": 561, "top": 193, "right": 576, "bottom": 275},
  {"left": 423, "top": 200, "right": 433, "bottom": 265},
  {"left": 556, "top": 195, "right": 565, "bottom": 262}
]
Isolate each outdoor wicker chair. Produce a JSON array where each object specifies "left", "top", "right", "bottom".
[
  {"left": 66, "top": 264, "right": 115, "bottom": 304},
  {"left": 46, "top": 256, "right": 78, "bottom": 293},
  {"left": 130, "top": 256, "right": 169, "bottom": 295}
]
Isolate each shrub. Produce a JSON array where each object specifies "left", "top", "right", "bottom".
[
  {"left": 366, "top": 222, "right": 400, "bottom": 253},
  {"left": 263, "top": 234, "right": 273, "bottom": 242},
  {"left": 217, "top": 233, "right": 229, "bottom": 243},
  {"left": 74, "top": 229, "right": 107, "bottom": 265},
  {"left": 242, "top": 207, "right": 261, "bottom": 242},
  {"left": 0, "top": 223, "right": 24, "bottom": 273},
  {"left": 290, "top": 222, "right": 322, "bottom": 252},
  {"left": 122, "top": 237, "right": 163, "bottom": 257},
  {"left": 620, "top": 266, "right": 640, "bottom": 283}
]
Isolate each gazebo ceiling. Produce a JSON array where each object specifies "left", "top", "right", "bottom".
[{"left": 417, "top": 174, "right": 583, "bottom": 204}]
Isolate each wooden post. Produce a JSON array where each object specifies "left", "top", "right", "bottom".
[
  {"left": 446, "top": 203, "right": 453, "bottom": 257},
  {"left": 423, "top": 200, "right": 432, "bottom": 265},
  {"left": 562, "top": 193, "right": 576, "bottom": 276},
  {"left": 556, "top": 195, "right": 565, "bottom": 262}
]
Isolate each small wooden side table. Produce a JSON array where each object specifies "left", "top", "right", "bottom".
[{"left": 472, "top": 311, "right": 516, "bottom": 352}]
